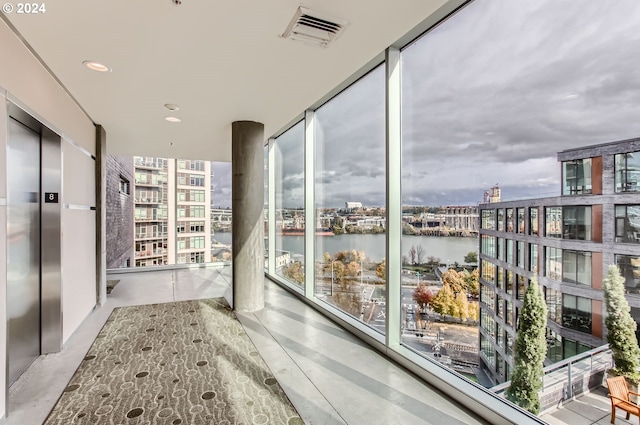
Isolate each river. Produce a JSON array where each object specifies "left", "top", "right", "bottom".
[{"left": 213, "top": 232, "right": 477, "bottom": 263}]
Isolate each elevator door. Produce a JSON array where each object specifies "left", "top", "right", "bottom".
[{"left": 7, "top": 117, "right": 41, "bottom": 386}]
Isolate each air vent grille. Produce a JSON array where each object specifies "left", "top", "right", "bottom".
[{"left": 282, "top": 7, "right": 349, "bottom": 48}]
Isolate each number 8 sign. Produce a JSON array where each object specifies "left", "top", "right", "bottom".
[{"left": 44, "top": 192, "right": 58, "bottom": 203}]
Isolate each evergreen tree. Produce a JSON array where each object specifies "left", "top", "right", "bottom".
[
  {"left": 603, "top": 265, "right": 640, "bottom": 380},
  {"left": 505, "top": 277, "right": 547, "bottom": 414}
]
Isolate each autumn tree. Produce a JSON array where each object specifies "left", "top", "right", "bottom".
[
  {"left": 442, "top": 269, "right": 467, "bottom": 295},
  {"left": 346, "top": 261, "right": 361, "bottom": 278},
  {"left": 413, "top": 284, "right": 434, "bottom": 311},
  {"left": 463, "top": 269, "right": 480, "bottom": 298},
  {"left": 603, "top": 265, "right": 640, "bottom": 380},
  {"left": 467, "top": 302, "right": 479, "bottom": 321},
  {"left": 431, "top": 284, "right": 455, "bottom": 318},
  {"left": 376, "top": 258, "right": 386, "bottom": 280},
  {"left": 505, "top": 277, "right": 547, "bottom": 414},
  {"left": 453, "top": 292, "right": 469, "bottom": 320},
  {"left": 283, "top": 261, "right": 304, "bottom": 285}
]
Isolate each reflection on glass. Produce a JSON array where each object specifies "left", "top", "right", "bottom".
[
  {"left": 615, "top": 205, "right": 640, "bottom": 243},
  {"left": 616, "top": 254, "right": 640, "bottom": 295},
  {"left": 264, "top": 144, "right": 269, "bottom": 268},
  {"left": 562, "top": 206, "right": 591, "bottom": 240},
  {"left": 274, "top": 122, "right": 305, "bottom": 287},
  {"left": 314, "top": 66, "right": 386, "bottom": 328},
  {"left": 615, "top": 152, "right": 640, "bottom": 192},
  {"left": 562, "top": 159, "right": 592, "bottom": 195}
]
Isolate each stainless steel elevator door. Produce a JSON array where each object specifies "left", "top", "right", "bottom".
[{"left": 7, "top": 117, "right": 41, "bottom": 386}]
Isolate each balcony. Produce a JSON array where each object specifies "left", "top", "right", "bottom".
[
  {"left": 134, "top": 232, "right": 167, "bottom": 240},
  {"left": 134, "top": 159, "right": 165, "bottom": 169},
  {"left": 134, "top": 197, "right": 164, "bottom": 204},
  {"left": 134, "top": 249, "right": 167, "bottom": 258}
]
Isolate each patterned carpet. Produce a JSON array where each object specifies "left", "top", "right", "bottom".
[{"left": 44, "top": 298, "right": 304, "bottom": 425}]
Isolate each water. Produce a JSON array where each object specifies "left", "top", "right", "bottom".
[
  {"left": 273, "top": 233, "right": 477, "bottom": 263},
  {"left": 214, "top": 232, "right": 478, "bottom": 263},
  {"left": 213, "top": 232, "right": 232, "bottom": 245}
]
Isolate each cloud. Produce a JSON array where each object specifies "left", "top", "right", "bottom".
[
  {"left": 210, "top": 161, "right": 232, "bottom": 208},
  {"left": 276, "top": 0, "right": 640, "bottom": 207}
]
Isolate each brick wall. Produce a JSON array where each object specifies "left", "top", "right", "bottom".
[{"left": 106, "top": 155, "right": 133, "bottom": 268}]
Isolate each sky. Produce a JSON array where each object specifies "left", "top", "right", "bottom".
[
  {"left": 210, "top": 161, "right": 232, "bottom": 208},
  {"left": 271, "top": 0, "right": 640, "bottom": 209},
  {"left": 213, "top": 0, "right": 640, "bottom": 210}
]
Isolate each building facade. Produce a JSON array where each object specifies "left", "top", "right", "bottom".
[
  {"left": 175, "top": 159, "right": 212, "bottom": 264},
  {"left": 106, "top": 155, "right": 134, "bottom": 268},
  {"left": 478, "top": 138, "right": 640, "bottom": 385},
  {"left": 131, "top": 158, "right": 217, "bottom": 267},
  {"left": 133, "top": 157, "right": 171, "bottom": 267}
]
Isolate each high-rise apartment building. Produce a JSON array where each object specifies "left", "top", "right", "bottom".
[
  {"left": 478, "top": 138, "right": 640, "bottom": 385},
  {"left": 133, "top": 157, "right": 170, "bottom": 267},
  {"left": 132, "top": 157, "right": 212, "bottom": 267},
  {"left": 175, "top": 159, "right": 212, "bottom": 264}
]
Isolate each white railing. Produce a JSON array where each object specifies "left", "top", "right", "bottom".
[{"left": 491, "top": 344, "right": 612, "bottom": 413}]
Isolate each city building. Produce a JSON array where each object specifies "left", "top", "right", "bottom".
[
  {"left": 132, "top": 157, "right": 215, "bottom": 266},
  {"left": 133, "top": 156, "right": 170, "bottom": 266},
  {"left": 105, "top": 155, "right": 134, "bottom": 268},
  {"left": 478, "top": 138, "right": 640, "bottom": 385},
  {"left": 175, "top": 159, "right": 212, "bottom": 264}
]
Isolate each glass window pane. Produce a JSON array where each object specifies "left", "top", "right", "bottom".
[
  {"left": 274, "top": 122, "right": 305, "bottom": 287},
  {"left": 315, "top": 66, "right": 386, "bottom": 327}
]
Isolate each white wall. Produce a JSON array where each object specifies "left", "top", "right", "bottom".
[
  {"left": 0, "top": 18, "right": 97, "bottom": 420},
  {"left": 61, "top": 140, "right": 96, "bottom": 342}
]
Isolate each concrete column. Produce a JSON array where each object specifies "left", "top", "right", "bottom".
[{"left": 232, "top": 121, "right": 265, "bottom": 312}]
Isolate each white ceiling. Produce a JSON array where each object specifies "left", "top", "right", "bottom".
[{"left": 4, "top": 0, "right": 451, "bottom": 162}]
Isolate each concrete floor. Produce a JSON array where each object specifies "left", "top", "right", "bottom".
[
  {"left": 540, "top": 385, "right": 639, "bottom": 425},
  {"left": 4, "top": 266, "right": 621, "bottom": 425}
]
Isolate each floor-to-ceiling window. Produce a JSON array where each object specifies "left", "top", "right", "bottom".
[
  {"left": 313, "top": 66, "right": 386, "bottom": 328},
  {"left": 274, "top": 121, "right": 306, "bottom": 287},
  {"left": 263, "top": 0, "right": 640, "bottom": 417}
]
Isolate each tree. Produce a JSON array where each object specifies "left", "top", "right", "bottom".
[
  {"left": 467, "top": 302, "right": 479, "bottom": 321},
  {"left": 413, "top": 284, "right": 434, "bottom": 311},
  {"left": 427, "top": 256, "right": 440, "bottom": 265},
  {"left": 442, "top": 269, "right": 467, "bottom": 295},
  {"left": 346, "top": 261, "right": 361, "bottom": 278},
  {"left": 283, "top": 261, "right": 305, "bottom": 285},
  {"left": 431, "top": 284, "right": 455, "bottom": 318},
  {"left": 464, "top": 251, "right": 478, "bottom": 264},
  {"left": 376, "top": 258, "right": 386, "bottom": 280},
  {"left": 463, "top": 269, "right": 479, "bottom": 298},
  {"left": 402, "top": 222, "right": 416, "bottom": 235},
  {"left": 505, "top": 277, "right": 547, "bottom": 414},
  {"left": 408, "top": 245, "right": 417, "bottom": 265},
  {"left": 416, "top": 245, "right": 425, "bottom": 265},
  {"left": 603, "top": 265, "right": 640, "bottom": 380},
  {"left": 453, "top": 292, "right": 468, "bottom": 320},
  {"left": 331, "top": 260, "right": 345, "bottom": 282}
]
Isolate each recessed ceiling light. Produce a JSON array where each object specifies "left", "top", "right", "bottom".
[
  {"left": 82, "top": 60, "right": 111, "bottom": 72},
  {"left": 165, "top": 116, "right": 181, "bottom": 123},
  {"left": 164, "top": 103, "right": 180, "bottom": 111}
]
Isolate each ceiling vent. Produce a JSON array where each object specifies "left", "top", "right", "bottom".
[{"left": 281, "top": 7, "right": 349, "bottom": 48}]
